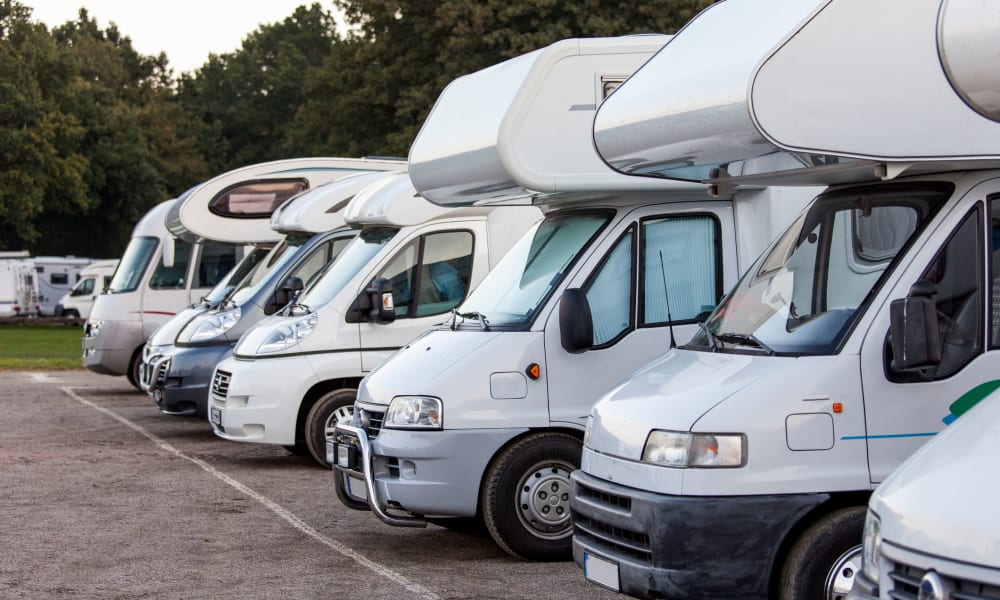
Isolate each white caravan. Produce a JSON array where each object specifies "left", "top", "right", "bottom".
[
  {"left": 572, "top": 1, "right": 1000, "bottom": 598},
  {"left": 849, "top": 384, "right": 1000, "bottom": 600},
  {"left": 56, "top": 259, "right": 118, "bottom": 319},
  {"left": 328, "top": 36, "right": 815, "bottom": 561},
  {"left": 33, "top": 256, "right": 94, "bottom": 316},
  {"left": 0, "top": 251, "right": 38, "bottom": 317},
  {"left": 84, "top": 157, "right": 397, "bottom": 389},
  {"left": 141, "top": 169, "right": 400, "bottom": 418},
  {"left": 207, "top": 172, "right": 541, "bottom": 466}
]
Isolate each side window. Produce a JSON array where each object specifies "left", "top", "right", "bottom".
[
  {"left": 376, "top": 230, "right": 474, "bottom": 319},
  {"left": 642, "top": 216, "right": 720, "bottom": 325},
  {"left": 917, "top": 206, "right": 983, "bottom": 379},
  {"left": 72, "top": 278, "right": 94, "bottom": 296},
  {"left": 50, "top": 273, "right": 69, "bottom": 285},
  {"left": 991, "top": 198, "right": 1000, "bottom": 348},
  {"left": 584, "top": 229, "right": 634, "bottom": 346},
  {"left": 378, "top": 241, "right": 419, "bottom": 317},
  {"left": 150, "top": 240, "right": 193, "bottom": 289},
  {"left": 195, "top": 242, "right": 238, "bottom": 288}
]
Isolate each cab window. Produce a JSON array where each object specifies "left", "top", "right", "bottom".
[
  {"left": 642, "top": 215, "right": 721, "bottom": 325},
  {"left": 194, "top": 242, "right": 239, "bottom": 288},
  {"left": 585, "top": 229, "right": 634, "bottom": 346},
  {"left": 376, "top": 230, "right": 474, "bottom": 319},
  {"left": 150, "top": 240, "right": 193, "bottom": 289}
]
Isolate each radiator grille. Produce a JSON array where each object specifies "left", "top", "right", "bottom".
[
  {"left": 888, "top": 561, "right": 1000, "bottom": 600},
  {"left": 211, "top": 369, "right": 231, "bottom": 398}
]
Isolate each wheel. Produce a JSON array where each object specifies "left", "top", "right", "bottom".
[
  {"left": 778, "top": 507, "right": 866, "bottom": 600},
  {"left": 64, "top": 309, "right": 80, "bottom": 319},
  {"left": 125, "top": 348, "right": 143, "bottom": 392},
  {"left": 481, "top": 432, "right": 581, "bottom": 561},
  {"left": 303, "top": 388, "right": 357, "bottom": 468}
]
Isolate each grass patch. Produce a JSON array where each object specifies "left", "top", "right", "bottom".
[{"left": 0, "top": 324, "right": 83, "bottom": 370}]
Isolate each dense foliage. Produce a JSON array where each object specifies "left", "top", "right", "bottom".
[{"left": 0, "top": 0, "right": 712, "bottom": 257}]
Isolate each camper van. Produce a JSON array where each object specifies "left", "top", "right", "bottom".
[
  {"left": 141, "top": 169, "right": 401, "bottom": 418},
  {"left": 56, "top": 259, "right": 118, "bottom": 319},
  {"left": 328, "top": 36, "right": 815, "bottom": 561},
  {"left": 33, "top": 256, "right": 94, "bottom": 316},
  {"left": 207, "top": 172, "right": 541, "bottom": 467},
  {"left": 0, "top": 251, "right": 38, "bottom": 317},
  {"left": 570, "top": 1, "right": 1000, "bottom": 598},
  {"left": 84, "top": 157, "right": 400, "bottom": 390}
]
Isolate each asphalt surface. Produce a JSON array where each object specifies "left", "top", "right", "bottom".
[{"left": 0, "top": 370, "right": 620, "bottom": 599}]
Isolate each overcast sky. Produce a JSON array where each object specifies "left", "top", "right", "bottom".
[{"left": 29, "top": 1, "right": 341, "bottom": 75}]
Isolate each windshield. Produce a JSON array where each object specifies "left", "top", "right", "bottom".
[
  {"left": 202, "top": 245, "right": 273, "bottom": 305},
  {"left": 297, "top": 227, "right": 398, "bottom": 309},
  {"left": 458, "top": 212, "right": 612, "bottom": 328},
  {"left": 108, "top": 236, "right": 158, "bottom": 293},
  {"left": 691, "top": 183, "right": 949, "bottom": 355},
  {"left": 228, "top": 241, "right": 300, "bottom": 306}
]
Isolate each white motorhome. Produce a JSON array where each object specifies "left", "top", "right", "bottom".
[
  {"left": 571, "top": 1, "right": 1000, "bottom": 598},
  {"left": 33, "top": 256, "right": 94, "bottom": 316},
  {"left": 328, "top": 36, "right": 815, "bottom": 561},
  {"left": 207, "top": 172, "right": 541, "bottom": 466},
  {"left": 0, "top": 251, "right": 38, "bottom": 317},
  {"left": 140, "top": 169, "right": 400, "bottom": 418},
  {"left": 56, "top": 259, "right": 118, "bottom": 319},
  {"left": 84, "top": 157, "right": 396, "bottom": 390}
]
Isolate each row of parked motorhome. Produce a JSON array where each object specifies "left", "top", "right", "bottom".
[
  {"left": 79, "top": 0, "right": 999, "bottom": 597},
  {"left": 0, "top": 252, "right": 116, "bottom": 318}
]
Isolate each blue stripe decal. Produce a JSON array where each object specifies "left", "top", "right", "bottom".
[{"left": 840, "top": 432, "right": 938, "bottom": 441}]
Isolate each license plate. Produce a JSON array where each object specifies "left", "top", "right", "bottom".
[
  {"left": 345, "top": 473, "right": 367, "bottom": 501},
  {"left": 583, "top": 551, "right": 620, "bottom": 592},
  {"left": 210, "top": 407, "right": 222, "bottom": 426}
]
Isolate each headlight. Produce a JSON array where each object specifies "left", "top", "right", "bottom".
[
  {"left": 641, "top": 430, "right": 745, "bottom": 468},
  {"left": 85, "top": 319, "right": 105, "bottom": 338},
  {"left": 861, "top": 510, "right": 881, "bottom": 583},
  {"left": 255, "top": 313, "right": 318, "bottom": 354},
  {"left": 384, "top": 396, "right": 442, "bottom": 430},
  {"left": 183, "top": 307, "right": 241, "bottom": 343}
]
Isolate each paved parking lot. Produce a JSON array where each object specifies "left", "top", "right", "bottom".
[{"left": 0, "top": 370, "right": 618, "bottom": 599}]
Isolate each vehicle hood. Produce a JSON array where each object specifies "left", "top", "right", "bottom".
[
  {"left": 872, "top": 388, "right": 1000, "bottom": 567},
  {"left": 587, "top": 348, "right": 789, "bottom": 461},
  {"left": 149, "top": 305, "right": 209, "bottom": 346}
]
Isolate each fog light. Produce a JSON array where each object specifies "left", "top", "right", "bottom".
[
  {"left": 326, "top": 439, "right": 335, "bottom": 465},
  {"left": 337, "top": 444, "right": 351, "bottom": 468}
]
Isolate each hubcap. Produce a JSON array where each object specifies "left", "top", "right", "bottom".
[
  {"left": 515, "top": 460, "right": 574, "bottom": 540},
  {"left": 324, "top": 405, "right": 354, "bottom": 437},
  {"left": 826, "top": 545, "right": 862, "bottom": 600}
]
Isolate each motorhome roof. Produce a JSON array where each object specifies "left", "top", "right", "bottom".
[
  {"left": 167, "top": 157, "right": 405, "bottom": 244},
  {"left": 409, "top": 36, "right": 706, "bottom": 207},
  {"left": 270, "top": 171, "right": 400, "bottom": 235},
  {"left": 344, "top": 172, "right": 477, "bottom": 228},
  {"left": 594, "top": 0, "right": 1000, "bottom": 187},
  {"left": 133, "top": 199, "right": 175, "bottom": 239}
]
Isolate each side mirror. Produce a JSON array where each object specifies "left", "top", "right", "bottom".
[
  {"left": 559, "top": 288, "right": 594, "bottom": 354},
  {"left": 346, "top": 278, "right": 396, "bottom": 324},
  {"left": 889, "top": 280, "right": 941, "bottom": 371},
  {"left": 266, "top": 276, "right": 305, "bottom": 315},
  {"left": 162, "top": 236, "right": 176, "bottom": 268}
]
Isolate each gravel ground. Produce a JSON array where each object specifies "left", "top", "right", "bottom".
[{"left": 0, "top": 370, "right": 620, "bottom": 600}]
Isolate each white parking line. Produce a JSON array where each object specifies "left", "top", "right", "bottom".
[{"left": 61, "top": 386, "right": 441, "bottom": 600}]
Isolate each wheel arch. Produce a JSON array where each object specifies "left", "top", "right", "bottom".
[{"left": 295, "top": 377, "right": 362, "bottom": 446}]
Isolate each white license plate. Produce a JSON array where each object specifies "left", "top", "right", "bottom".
[
  {"left": 346, "top": 473, "right": 367, "bottom": 501},
  {"left": 210, "top": 407, "right": 222, "bottom": 426},
  {"left": 583, "top": 551, "right": 620, "bottom": 592}
]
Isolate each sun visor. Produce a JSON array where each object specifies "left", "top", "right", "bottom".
[
  {"left": 409, "top": 36, "right": 703, "bottom": 207},
  {"left": 344, "top": 173, "right": 457, "bottom": 228},
  {"left": 596, "top": 0, "right": 1000, "bottom": 187},
  {"left": 166, "top": 157, "right": 404, "bottom": 243},
  {"left": 269, "top": 171, "right": 400, "bottom": 235}
]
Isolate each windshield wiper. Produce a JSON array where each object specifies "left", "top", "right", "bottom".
[
  {"left": 696, "top": 321, "right": 719, "bottom": 352},
  {"left": 716, "top": 332, "right": 775, "bottom": 356},
  {"left": 450, "top": 309, "right": 490, "bottom": 331}
]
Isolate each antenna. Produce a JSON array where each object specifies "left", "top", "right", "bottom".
[{"left": 659, "top": 250, "right": 676, "bottom": 349}]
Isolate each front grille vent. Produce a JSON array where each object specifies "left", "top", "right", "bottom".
[
  {"left": 211, "top": 370, "right": 231, "bottom": 398},
  {"left": 572, "top": 513, "right": 651, "bottom": 562},
  {"left": 360, "top": 409, "right": 384, "bottom": 437},
  {"left": 576, "top": 480, "right": 631, "bottom": 512},
  {"left": 888, "top": 561, "right": 1000, "bottom": 600}
]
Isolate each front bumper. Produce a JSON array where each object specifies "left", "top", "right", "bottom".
[
  {"left": 570, "top": 470, "right": 828, "bottom": 599},
  {"left": 331, "top": 414, "right": 524, "bottom": 522},
  {"left": 82, "top": 320, "right": 139, "bottom": 375},
  {"left": 142, "top": 344, "right": 233, "bottom": 418}
]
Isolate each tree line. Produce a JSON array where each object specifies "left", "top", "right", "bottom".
[{"left": 0, "top": 0, "right": 712, "bottom": 258}]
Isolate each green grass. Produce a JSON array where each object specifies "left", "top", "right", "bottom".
[{"left": 0, "top": 324, "right": 83, "bottom": 370}]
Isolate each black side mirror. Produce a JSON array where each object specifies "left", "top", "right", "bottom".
[
  {"left": 266, "top": 276, "right": 305, "bottom": 315},
  {"left": 889, "top": 279, "right": 941, "bottom": 371},
  {"left": 559, "top": 288, "right": 593, "bottom": 354},
  {"left": 346, "top": 278, "right": 396, "bottom": 324}
]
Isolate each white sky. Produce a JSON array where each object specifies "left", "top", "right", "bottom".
[{"left": 29, "top": 1, "right": 340, "bottom": 75}]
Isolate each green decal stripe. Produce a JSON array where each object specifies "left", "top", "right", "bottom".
[{"left": 949, "top": 380, "right": 1000, "bottom": 418}]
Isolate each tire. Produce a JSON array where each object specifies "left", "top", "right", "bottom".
[
  {"left": 778, "top": 507, "right": 866, "bottom": 600},
  {"left": 481, "top": 432, "right": 581, "bottom": 561},
  {"left": 303, "top": 388, "right": 357, "bottom": 468},
  {"left": 64, "top": 309, "right": 79, "bottom": 319},
  {"left": 125, "top": 348, "right": 143, "bottom": 392}
]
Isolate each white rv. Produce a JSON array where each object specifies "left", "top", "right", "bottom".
[
  {"left": 328, "top": 36, "right": 816, "bottom": 561},
  {"left": 33, "top": 256, "right": 94, "bottom": 316},
  {"left": 56, "top": 259, "right": 118, "bottom": 319},
  {"left": 571, "top": 1, "right": 1000, "bottom": 598},
  {"left": 207, "top": 172, "right": 541, "bottom": 467},
  {"left": 0, "top": 251, "right": 38, "bottom": 317},
  {"left": 84, "top": 157, "right": 397, "bottom": 390}
]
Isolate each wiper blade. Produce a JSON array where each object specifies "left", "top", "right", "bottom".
[
  {"left": 697, "top": 321, "right": 719, "bottom": 352},
  {"left": 716, "top": 332, "right": 775, "bottom": 356},
  {"left": 450, "top": 309, "right": 490, "bottom": 331}
]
